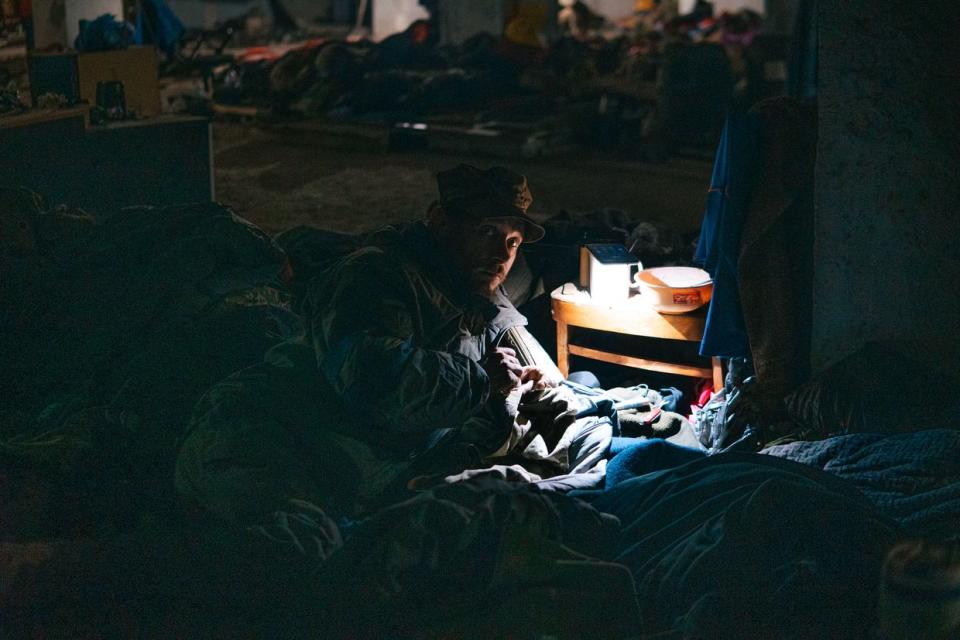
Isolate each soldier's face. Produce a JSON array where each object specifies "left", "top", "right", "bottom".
[{"left": 447, "top": 217, "right": 525, "bottom": 297}]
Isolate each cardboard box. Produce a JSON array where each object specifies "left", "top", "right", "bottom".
[{"left": 29, "top": 46, "right": 161, "bottom": 117}]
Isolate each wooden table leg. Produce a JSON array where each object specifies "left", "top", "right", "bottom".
[
  {"left": 556, "top": 320, "right": 569, "bottom": 378},
  {"left": 711, "top": 357, "right": 723, "bottom": 391}
]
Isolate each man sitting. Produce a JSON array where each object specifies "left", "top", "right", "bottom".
[{"left": 175, "top": 164, "right": 561, "bottom": 525}]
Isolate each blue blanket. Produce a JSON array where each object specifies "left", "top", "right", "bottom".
[
  {"left": 579, "top": 454, "right": 899, "bottom": 637},
  {"left": 763, "top": 429, "right": 960, "bottom": 540}
]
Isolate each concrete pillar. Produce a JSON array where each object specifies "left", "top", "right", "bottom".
[{"left": 812, "top": 0, "right": 960, "bottom": 370}]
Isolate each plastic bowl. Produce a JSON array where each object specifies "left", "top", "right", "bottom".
[{"left": 635, "top": 267, "right": 713, "bottom": 314}]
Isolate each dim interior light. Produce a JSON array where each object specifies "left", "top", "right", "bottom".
[{"left": 581, "top": 244, "right": 638, "bottom": 304}]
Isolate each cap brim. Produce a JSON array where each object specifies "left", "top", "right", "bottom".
[
  {"left": 483, "top": 214, "right": 545, "bottom": 243},
  {"left": 522, "top": 220, "right": 545, "bottom": 243}
]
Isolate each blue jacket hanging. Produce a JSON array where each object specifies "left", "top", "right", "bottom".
[
  {"left": 135, "top": 0, "right": 185, "bottom": 58},
  {"left": 695, "top": 113, "right": 761, "bottom": 359}
]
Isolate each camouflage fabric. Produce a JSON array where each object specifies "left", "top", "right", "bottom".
[
  {"left": 176, "top": 341, "right": 385, "bottom": 523},
  {"left": 1, "top": 198, "right": 295, "bottom": 540},
  {"left": 313, "top": 479, "right": 641, "bottom": 640},
  {"left": 177, "top": 223, "right": 530, "bottom": 524}
]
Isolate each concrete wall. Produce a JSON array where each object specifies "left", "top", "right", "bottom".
[{"left": 812, "top": 0, "right": 960, "bottom": 371}]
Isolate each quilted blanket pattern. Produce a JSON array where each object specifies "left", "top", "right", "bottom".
[{"left": 763, "top": 429, "right": 960, "bottom": 540}]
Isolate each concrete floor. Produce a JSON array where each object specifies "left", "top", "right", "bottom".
[{"left": 212, "top": 122, "right": 714, "bottom": 236}]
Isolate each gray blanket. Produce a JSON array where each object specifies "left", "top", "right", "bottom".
[{"left": 763, "top": 429, "right": 960, "bottom": 540}]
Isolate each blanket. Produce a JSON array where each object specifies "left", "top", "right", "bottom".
[
  {"left": 763, "top": 429, "right": 960, "bottom": 541},
  {"left": 577, "top": 453, "right": 901, "bottom": 639},
  {"left": 315, "top": 480, "right": 640, "bottom": 639},
  {"left": 1, "top": 199, "right": 297, "bottom": 542}
]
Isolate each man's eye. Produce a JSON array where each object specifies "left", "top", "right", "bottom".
[{"left": 508, "top": 238, "right": 521, "bottom": 249}]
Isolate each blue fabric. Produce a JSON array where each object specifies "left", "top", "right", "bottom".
[
  {"left": 74, "top": 14, "right": 134, "bottom": 52},
  {"left": 567, "top": 370, "right": 602, "bottom": 389},
  {"left": 571, "top": 454, "right": 899, "bottom": 638},
  {"left": 695, "top": 113, "right": 762, "bottom": 359},
  {"left": 763, "top": 429, "right": 960, "bottom": 540},
  {"left": 658, "top": 386, "right": 683, "bottom": 413},
  {"left": 606, "top": 438, "right": 706, "bottom": 488},
  {"left": 135, "top": 0, "right": 185, "bottom": 58}
]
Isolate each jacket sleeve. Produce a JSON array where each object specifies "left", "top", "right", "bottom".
[{"left": 304, "top": 248, "right": 491, "bottom": 434}]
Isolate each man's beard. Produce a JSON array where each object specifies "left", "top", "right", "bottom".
[{"left": 471, "top": 266, "right": 505, "bottom": 298}]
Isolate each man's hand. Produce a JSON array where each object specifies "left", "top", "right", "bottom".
[
  {"left": 484, "top": 346, "right": 526, "bottom": 396},
  {"left": 517, "top": 365, "right": 560, "bottom": 392},
  {"left": 484, "top": 347, "right": 562, "bottom": 398}
]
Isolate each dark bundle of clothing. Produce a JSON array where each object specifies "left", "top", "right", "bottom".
[
  {"left": 74, "top": 14, "right": 135, "bottom": 52},
  {"left": 1, "top": 191, "right": 297, "bottom": 543},
  {"left": 365, "top": 19, "right": 442, "bottom": 71}
]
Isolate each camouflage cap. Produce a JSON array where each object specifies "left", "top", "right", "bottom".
[{"left": 435, "top": 164, "right": 545, "bottom": 243}]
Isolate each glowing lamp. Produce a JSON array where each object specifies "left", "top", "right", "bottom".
[{"left": 580, "top": 243, "right": 637, "bottom": 304}]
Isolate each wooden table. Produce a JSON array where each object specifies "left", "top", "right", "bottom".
[{"left": 551, "top": 283, "right": 723, "bottom": 391}]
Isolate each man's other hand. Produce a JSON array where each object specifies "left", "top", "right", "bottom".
[{"left": 484, "top": 346, "right": 526, "bottom": 396}]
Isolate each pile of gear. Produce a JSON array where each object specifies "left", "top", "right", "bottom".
[
  {"left": 0, "top": 188, "right": 299, "bottom": 544},
  {"left": 191, "top": 5, "right": 780, "bottom": 155}
]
